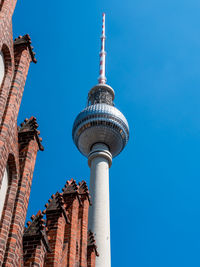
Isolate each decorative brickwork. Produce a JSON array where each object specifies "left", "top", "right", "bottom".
[
  {"left": 23, "top": 210, "right": 50, "bottom": 267},
  {"left": 87, "top": 231, "right": 99, "bottom": 267},
  {"left": 22, "top": 180, "right": 97, "bottom": 267},
  {"left": 0, "top": 2, "right": 40, "bottom": 263},
  {"left": 3, "top": 117, "right": 43, "bottom": 266},
  {"left": 14, "top": 34, "right": 37, "bottom": 63},
  {"left": 42, "top": 179, "right": 97, "bottom": 267},
  {"left": 0, "top": 2, "right": 97, "bottom": 267}
]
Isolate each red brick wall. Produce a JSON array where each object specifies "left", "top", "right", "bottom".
[
  {"left": 79, "top": 195, "right": 90, "bottom": 267},
  {"left": 0, "top": 2, "right": 97, "bottom": 267},
  {"left": 45, "top": 208, "right": 66, "bottom": 266},
  {"left": 24, "top": 235, "right": 47, "bottom": 267},
  {"left": 24, "top": 181, "right": 97, "bottom": 267},
  {"left": 0, "top": 152, "right": 18, "bottom": 265},
  {"left": 0, "top": 1, "right": 17, "bottom": 19},
  {"left": 3, "top": 137, "right": 40, "bottom": 266},
  {"left": 23, "top": 211, "right": 49, "bottom": 267},
  {"left": 0, "top": 1, "right": 40, "bottom": 266}
]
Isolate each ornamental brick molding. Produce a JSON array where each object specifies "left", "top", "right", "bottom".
[
  {"left": 18, "top": 116, "right": 44, "bottom": 151},
  {"left": 23, "top": 180, "right": 97, "bottom": 267},
  {"left": 14, "top": 34, "right": 37, "bottom": 63}
]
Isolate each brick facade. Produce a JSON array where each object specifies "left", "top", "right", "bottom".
[{"left": 0, "top": 1, "right": 97, "bottom": 266}]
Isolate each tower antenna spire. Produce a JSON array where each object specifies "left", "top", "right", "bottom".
[{"left": 98, "top": 13, "right": 107, "bottom": 84}]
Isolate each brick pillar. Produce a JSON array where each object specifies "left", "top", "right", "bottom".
[
  {"left": 23, "top": 211, "right": 50, "bottom": 267},
  {"left": 67, "top": 198, "right": 79, "bottom": 267},
  {"left": 3, "top": 117, "right": 43, "bottom": 266},
  {"left": 87, "top": 231, "right": 98, "bottom": 267},
  {"left": 0, "top": 35, "right": 36, "bottom": 143},
  {"left": 0, "top": 35, "right": 36, "bottom": 189},
  {"left": 62, "top": 179, "right": 80, "bottom": 267},
  {"left": 87, "top": 250, "right": 96, "bottom": 267},
  {"left": 45, "top": 193, "right": 68, "bottom": 267},
  {"left": 78, "top": 181, "right": 91, "bottom": 267},
  {"left": 0, "top": 35, "right": 36, "bottom": 187}
]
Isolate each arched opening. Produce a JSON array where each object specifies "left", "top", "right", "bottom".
[
  {"left": 0, "top": 44, "right": 12, "bottom": 93},
  {"left": 0, "top": 51, "right": 5, "bottom": 87},
  {"left": 0, "top": 153, "right": 18, "bottom": 224},
  {"left": 0, "top": 165, "right": 8, "bottom": 220},
  {"left": 0, "top": 45, "right": 12, "bottom": 131},
  {"left": 0, "top": 0, "right": 4, "bottom": 10}
]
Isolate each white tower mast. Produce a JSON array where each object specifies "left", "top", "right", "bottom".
[
  {"left": 72, "top": 13, "right": 129, "bottom": 267},
  {"left": 98, "top": 13, "right": 106, "bottom": 84}
]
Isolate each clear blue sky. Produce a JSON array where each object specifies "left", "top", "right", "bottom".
[{"left": 13, "top": 0, "right": 200, "bottom": 266}]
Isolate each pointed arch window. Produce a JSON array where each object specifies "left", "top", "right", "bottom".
[
  {"left": 0, "top": 165, "right": 8, "bottom": 220},
  {"left": 0, "top": 51, "right": 5, "bottom": 87}
]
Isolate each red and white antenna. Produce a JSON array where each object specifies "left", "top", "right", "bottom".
[{"left": 98, "top": 13, "right": 107, "bottom": 84}]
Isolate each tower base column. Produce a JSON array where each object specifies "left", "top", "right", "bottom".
[{"left": 88, "top": 143, "right": 112, "bottom": 267}]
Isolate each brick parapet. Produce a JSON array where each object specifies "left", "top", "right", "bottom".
[
  {"left": 34, "top": 179, "right": 97, "bottom": 267},
  {"left": 23, "top": 211, "right": 50, "bottom": 267}
]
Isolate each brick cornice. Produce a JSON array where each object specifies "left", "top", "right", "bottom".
[
  {"left": 62, "top": 179, "right": 91, "bottom": 204},
  {"left": 14, "top": 34, "right": 37, "bottom": 63},
  {"left": 44, "top": 192, "right": 70, "bottom": 224},
  {"left": 78, "top": 180, "right": 91, "bottom": 205},
  {"left": 24, "top": 210, "right": 51, "bottom": 253},
  {"left": 18, "top": 116, "right": 44, "bottom": 151}
]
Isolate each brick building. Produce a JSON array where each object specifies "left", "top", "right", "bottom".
[{"left": 0, "top": 1, "right": 97, "bottom": 266}]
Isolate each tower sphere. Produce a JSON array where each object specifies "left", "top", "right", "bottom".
[
  {"left": 72, "top": 13, "right": 129, "bottom": 158},
  {"left": 72, "top": 84, "right": 129, "bottom": 158}
]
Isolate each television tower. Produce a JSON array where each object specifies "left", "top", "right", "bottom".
[{"left": 72, "top": 13, "right": 129, "bottom": 267}]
